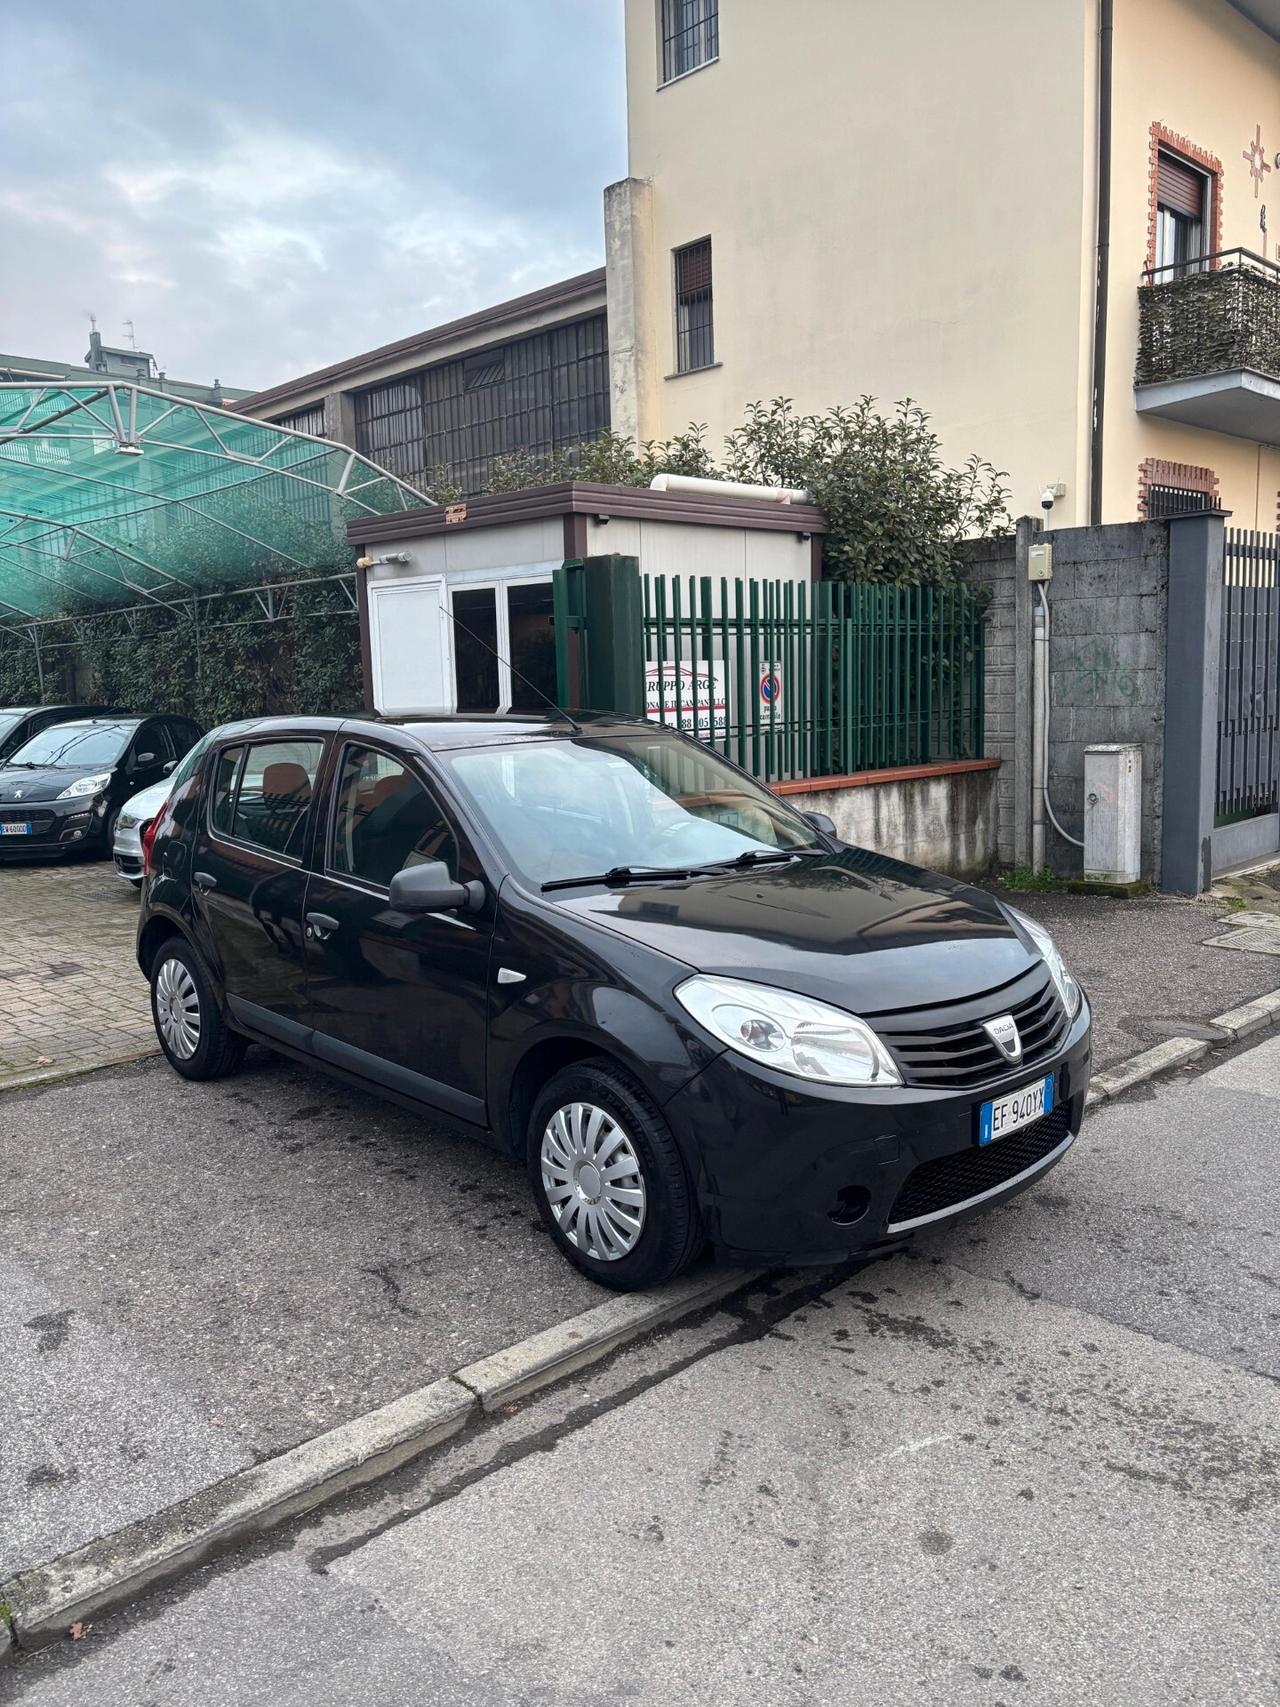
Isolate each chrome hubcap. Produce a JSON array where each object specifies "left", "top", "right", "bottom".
[
  {"left": 540, "top": 1101, "right": 646, "bottom": 1261},
  {"left": 155, "top": 958, "right": 200, "bottom": 1059}
]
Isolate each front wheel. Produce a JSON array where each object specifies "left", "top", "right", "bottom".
[
  {"left": 150, "top": 937, "right": 247, "bottom": 1081},
  {"left": 528, "top": 1060, "right": 703, "bottom": 1291}
]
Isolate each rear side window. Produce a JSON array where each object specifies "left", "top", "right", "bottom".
[
  {"left": 329, "top": 744, "right": 457, "bottom": 889},
  {"left": 231, "top": 740, "right": 324, "bottom": 859},
  {"left": 210, "top": 747, "right": 243, "bottom": 835}
]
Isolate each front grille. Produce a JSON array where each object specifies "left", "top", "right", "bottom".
[
  {"left": 874, "top": 966, "right": 1070, "bottom": 1091},
  {"left": 887, "top": 1103, "right": 1072, "bottom": 1229},
  {"left": 0, "top": 807, "right": 55, "bottom": 833}
]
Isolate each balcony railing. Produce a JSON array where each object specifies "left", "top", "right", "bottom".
[{"left": 1137, "top": 248, "right": 1280, "bottom": 387}]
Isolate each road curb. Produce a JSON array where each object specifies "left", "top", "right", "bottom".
[
  {"left": 4, "top": 993, "right": 1278, "bottom": 1661},
  {"left": 0, "top": 1044, "right": 158, "bottom": 1097},
  {"left": 0, "top": 1265, "right": 756, "bottom": 1655},
  {"left": 453, "top": 1267, "right": 763, "bottom": 1411}
]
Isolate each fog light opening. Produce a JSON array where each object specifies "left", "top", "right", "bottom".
[{"left": 828, "top": 1185, "right": 871, "bottom": 1227}]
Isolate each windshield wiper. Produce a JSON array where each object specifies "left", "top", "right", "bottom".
[
  {"left": 542, "top": 864, "right": 700, "bottom": 892},
  {"left": 688, "top": 847, "right": 825, "bottom": 875}
]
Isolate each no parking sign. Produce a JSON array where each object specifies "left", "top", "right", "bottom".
[{"left": 758, "top": 667, "right": 784, "bottom": 713}]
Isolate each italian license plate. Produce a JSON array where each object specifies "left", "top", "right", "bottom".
[
  {"left": 979, "top": 1075, "right": 1054, "bottom": 1146},
  {"left": 1, "top": 822, "right": 33, "bottom": 836}
]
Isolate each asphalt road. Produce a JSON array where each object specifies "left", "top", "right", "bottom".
[
  {"left": 6, "top": 1036, "right": 1277, "bottom": 1706},
  {"left": 0, "top": 1052, "right": 600, "bottom": 1577}
]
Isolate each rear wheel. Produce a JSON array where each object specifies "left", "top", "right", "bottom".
[
  {"left": 528, "top": 1060, "right": 703, "bottom": 1291},
  {"left": 150, "top": 937, "right": 247, "bottom": 1081}
]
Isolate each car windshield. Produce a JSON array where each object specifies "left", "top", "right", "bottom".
[
  {"left": 0, "top": 710, "right": 33, "bottom": 744},
  {"left": 444, "top": 733, "right": 821, "bottom": 887},
  {"left": 6, "top": 721, "right": 134, "bottom": 769}
]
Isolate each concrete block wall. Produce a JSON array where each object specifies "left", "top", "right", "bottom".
[
  {"left": 961, "top": 520, "right": 1170, "bottom": 881},
  {"left": 956, "top": 534, "right": 1019, "bottom": 867},
  {"left": 1042, "top": 522, "right": 1168, "bottom": 881}
]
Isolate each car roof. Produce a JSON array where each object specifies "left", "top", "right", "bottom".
[
  {"left": 195, "top": 712, "right": 661, "bottom": 753},
  {"left": 43, "top": 716, "right": 145, "bottom": 731}
]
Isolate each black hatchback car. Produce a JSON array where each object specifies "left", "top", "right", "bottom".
[
  {"left": 0, "top": 703, "right": 128, "bottom": 765},
  {"left": 0, "top": 714, "right": 204, "bottom": 860},
  {"left": 138, "top": 713, "right": 1091, "bottom": 1290}
]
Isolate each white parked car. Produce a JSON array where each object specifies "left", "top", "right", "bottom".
[{"left": 112, "top": 775, "right": 173, "bottom": 887}]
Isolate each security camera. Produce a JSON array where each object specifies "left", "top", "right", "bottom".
[{"left": 1040, "top": 487, "right": 1057, "bottom": 512}]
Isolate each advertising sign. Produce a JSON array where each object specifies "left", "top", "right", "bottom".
[{"left": 645, "top": 661, "right": 727, "bottom": 739}]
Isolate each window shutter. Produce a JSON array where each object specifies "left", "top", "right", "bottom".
[
  {"left": 676, "top": 239, "right": 712, "bottom": 297},
  {"left": 1157, "top": 152, "right": 1205, "bottom": 219}
]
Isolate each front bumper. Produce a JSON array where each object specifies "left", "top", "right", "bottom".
[
  {"left": 0, "top": 796, "right": 106, "bottom": 857},
  {"left": 666, "top": 998, "right": 1092, "bottom": 1264}
]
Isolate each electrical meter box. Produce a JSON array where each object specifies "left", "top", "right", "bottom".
[
  {"left": 1028, "top": 543, "right": 1054, "bottom": 582},
  {"left": 1084, "top": 744, "right": 1141, "bottom": 884}
]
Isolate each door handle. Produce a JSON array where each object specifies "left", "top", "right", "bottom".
[
  {"left": 305, "top": 911, "right": 340, "bottom": 941},
  {"left": 193, "top": 870, "right": 218, "bottom": 894}
]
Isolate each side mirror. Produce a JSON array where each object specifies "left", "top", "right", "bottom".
[
  {"left": 803, "top": 810, "right": 838, "bottom": 838},
  {"left": 134, "top": 750, "right": 159, "bottom": 767},
  {"left": 389, "top": 859, "right": 485, "bottom": 914},
  {"left": 162, "top": 759, "right": 177, "bottom": 774}
]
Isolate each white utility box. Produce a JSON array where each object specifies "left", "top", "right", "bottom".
[{"left": 1083, "top": 744, "right": 1142, "bottom": 883}]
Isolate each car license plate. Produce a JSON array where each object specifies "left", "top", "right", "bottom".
[
  {"left": 979, "top": 1075, "right": 1054, "bottom": 1146},
  {"left": 1, "top": 821, "right": 33, "bottom": 836}
]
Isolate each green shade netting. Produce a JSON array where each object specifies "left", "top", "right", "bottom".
[{"left": 0, "top": 383, "right": 431, "bottom": 620}]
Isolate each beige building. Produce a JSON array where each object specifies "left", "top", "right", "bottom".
[{"left": 607, "top": 0, "right": 1280, "bottom": 528}]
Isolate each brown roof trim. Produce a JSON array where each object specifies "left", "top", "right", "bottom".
[
  {"left": 240, "top": 269, "right": 607, "bottom": 413},
  {"left": 348, "top": 482, "right": 827, "bottom": 545},
  {"left": 773, "top": 758, "right": 1000, "bottom": 796}
]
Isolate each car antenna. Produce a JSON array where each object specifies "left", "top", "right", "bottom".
[{"left": 437, "top": 595, "right": 584, "bottom": 734}]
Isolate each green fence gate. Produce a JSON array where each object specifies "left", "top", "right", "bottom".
[{"left": 554, "top": 557, "right": 988, "bottom": 786}]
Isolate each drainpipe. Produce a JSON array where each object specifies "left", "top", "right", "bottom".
[{"left": 1089, "top": 0, "right": 1114, "bottom": 525}]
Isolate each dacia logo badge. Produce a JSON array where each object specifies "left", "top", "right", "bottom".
[{"left": 982, "top": 1013, "right": 1022, "bottom": 1064}]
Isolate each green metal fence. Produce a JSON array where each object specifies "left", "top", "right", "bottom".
[{"left": 641, "top": 575, "right": 987, "bottom": 784}]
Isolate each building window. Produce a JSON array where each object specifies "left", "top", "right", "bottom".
[
  {"left": 353, "top": 313, "right": 609, "bottom": 495},
  {"left": 674, "top": 238, "right": 714, "bottom": 373},
  {"left": 274, "top": 402, "right": 326, "bottom": 437},
  {"left": 354, "top": 378, "right": 425, "bottom": 479},
  {"left": 661, "top": 0, "right": 718, "bottom": 83},
  {"left": 1145, "top": 125, "right": 1222, "bottom": 276},
  {"left": 1154, "top": 150, "right": 1210, "bottom": 277},
  {"left": 1138, "top": 457, "right": 1218, "bottom": 519}
]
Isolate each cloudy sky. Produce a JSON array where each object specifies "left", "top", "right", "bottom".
[{"left": 0, "top": 0, "right": 626, "bottom": 392}]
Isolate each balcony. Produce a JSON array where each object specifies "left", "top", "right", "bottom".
[{"left": 1135, "top": 249, "right": 1280, "bottom": 443}]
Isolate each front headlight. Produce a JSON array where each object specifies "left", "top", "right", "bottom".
[
  {"left": 675, "top": 974, "right": 902, "bottom": 1087},
  {"left": 1006, "top": 906, "right": 1082, "bottom": 1020},
  {"left": 56, "top": 772, "right": 112, "bottom": 800}
]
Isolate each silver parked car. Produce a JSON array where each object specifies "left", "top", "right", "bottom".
[{"left": 113, "top": 775, "right": 173, "bottom": 887}]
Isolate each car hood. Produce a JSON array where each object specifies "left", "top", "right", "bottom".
[
  {"left": 549, "top": 847, "right": 1040, "bottom": 1014},
  {"left": 0, "top": 765, "right": 106, "bottom": 803},
  {"left": 119, "top": 777, "right": 172, "bottom": 821}
]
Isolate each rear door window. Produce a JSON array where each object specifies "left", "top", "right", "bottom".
[{"left": 231, "top": 740, "right": 324, "bottom": 860}]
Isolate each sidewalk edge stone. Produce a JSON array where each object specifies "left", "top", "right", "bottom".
[
  {"left": 1090, "top": 1036, "right": 1210, "bottom": 1100},
  {"left": 1, "top": 1378, "right": 475, "bottom": 1653},
  {"left": 1209, "top": 988, "right": 1280, "bottom": 1041},
  {"left": 453, "top": 1266, "right": 764, "bottom": 1411}
]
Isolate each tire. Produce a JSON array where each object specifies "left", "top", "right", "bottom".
[
  {"left": 528, "top": 1059, "right": 703, "bottom": 1291},
  {"left": 149, "top": 936, "right": 247, "bottom": 1081}
]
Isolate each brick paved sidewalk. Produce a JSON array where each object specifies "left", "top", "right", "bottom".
[{"left": 0, "top": 861, "right": 156, "bottom": 1090}]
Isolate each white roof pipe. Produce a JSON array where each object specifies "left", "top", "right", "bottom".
[{"left": 648, "top": 472, "right": 809, "bottom": 504}]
